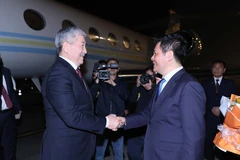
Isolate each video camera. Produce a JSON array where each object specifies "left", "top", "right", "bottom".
[{"left": 93, "top": 62, "right": 119, "bottom": 80}]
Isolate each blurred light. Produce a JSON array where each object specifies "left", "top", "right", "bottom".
[{"left": 18, "top": 89, "right": 22, "bottom": 96}]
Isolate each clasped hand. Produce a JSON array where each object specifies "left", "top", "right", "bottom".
[{"left": 106, "top": 114, "right": 126, "bottom": 131}]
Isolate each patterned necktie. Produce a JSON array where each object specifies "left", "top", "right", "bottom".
[
  {"left": 2, "top": 86, "right": 12, "bottom": 109},
  {"left": 158, "top": 78, "right": 166, "bottom": 96},
  {"left": 215, "top": 79, "right": 219, "bottom": 94}
]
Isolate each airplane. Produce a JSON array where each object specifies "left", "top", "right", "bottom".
[{"left": 0, "top": 0, "right": 202, "bottom": 92}]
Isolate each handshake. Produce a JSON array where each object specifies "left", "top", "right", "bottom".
[{"left": 106, "top": 114, "right": 126, "bottom": 131}]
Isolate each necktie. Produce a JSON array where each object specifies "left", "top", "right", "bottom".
[
  {"left": 76, "top": 68, "right": 89, "bottom": 91},
  {"left": 158, "top": 78, "right": 166, "bottom": 96},
  {"left": 215, "top": 79, "right": 219, "bottom": 94},
  {"left": 76, "top": 68, "right": 82, "bottom": 79},
  {"left": 2, "top": 86, "right": 12, "bottom": 109}
]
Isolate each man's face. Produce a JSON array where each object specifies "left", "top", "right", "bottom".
[
  {"left": 151, "top": 42, "right": 167, "bottom": 75},
  {"left": 107, "top": 60, "right": 119, "bottom": 75},
  {"left": 212, "top": 62, "right": 225, "bottom": 78},
  {"left": 67, "top": 34, "right": 87, "bottom": 67}
]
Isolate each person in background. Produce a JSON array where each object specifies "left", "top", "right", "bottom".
[
  {"left": 118, "top": 33, "right": 206, "bottom": 160},
  {"left": 127, "top": 65, "right": 156, "bottom": 160},
  {"left": 90, "top": 58, "right": 129, "bottom": 160},
  {"left": 40, "top": 27, "right": 121, "bottom": 160},
  {"left": 91, "top": 59, "right": 111, "bottom": 158},
  {"left": 0, "top": 57, "right": 22, "bottom": 160},
  {"left": 202, "top": 60, "right": 237, "bottom": 160}
]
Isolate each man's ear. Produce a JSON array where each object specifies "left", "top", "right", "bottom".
[
  {"left": 62, "top": 42, "right": 69, "bottom": 54},
  {"left": 165, "top": 50, "right": 174, "bottom": 61}
]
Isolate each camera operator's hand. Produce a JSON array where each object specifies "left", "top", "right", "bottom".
[
  {"left": 104, "top": 77, "right": 116, "bottom": 86},
  {"left": 141, "top": 80, "right": 152, "bottom": 90},
  {"left": 93, "top": 72, "right": 99, "bottom": 84},
  {"left": 136, "top": 76, "right": 141, "bottom": 87},
  {"left": 95, "top": 77, "right": 99, "bottom": 84}
]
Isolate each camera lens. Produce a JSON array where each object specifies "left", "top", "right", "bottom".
[{"left": 140, "top": 74, "right": 151, "bottom": 84}]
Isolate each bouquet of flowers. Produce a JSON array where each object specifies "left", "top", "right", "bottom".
[{"left": 213, "top": 94, "right": 240, "bottom": 155}]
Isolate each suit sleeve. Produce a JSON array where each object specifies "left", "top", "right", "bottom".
[
  {"left": 125, "top": 96, "right": 153, "bottom": 130},
  {"left": 45, "top": 69, "right": 106, "bottom": 134},
  {"left": 179, "top": 81, "right": 206, "bottom": 160},
  {"left": 8, "top": 70, "right": 21, "bottom": 112}
]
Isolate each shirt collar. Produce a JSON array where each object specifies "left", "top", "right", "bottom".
[
  {"left": 214, "top": 76, "right": 223, "bottom": 84},
  {"left": 59, "top": 56, "right": 78, "bottom": 70},
  {"left": 162, "top": 66, "right": 183, "bottom": 82}
]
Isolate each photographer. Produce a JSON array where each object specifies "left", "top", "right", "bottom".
[
  {"left": 90, "top": 58, "right": 129, "bottom": 160},
  {"left": 127, "top": 65, "right": 156, "bottom": 160}
]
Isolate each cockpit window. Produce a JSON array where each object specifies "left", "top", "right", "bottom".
[{"left": 23, "top": 9, "right": 45, "bottom": 31}]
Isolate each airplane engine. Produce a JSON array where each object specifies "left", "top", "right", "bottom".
[{"left": 175, "top": 30, "right": 202, "bottom": 56}]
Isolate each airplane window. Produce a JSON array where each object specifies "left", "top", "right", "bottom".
[
  {"left": 23, "top": 9, "right": 45, "bottom": 31},
  {"left": 122, "top": 36, "right": 131, "bottom": 49},
  {"left": 134, "top": 40, "right": 141, "bottom": 52},
  {"left": 62, "top": 20, "right": 76, "bottom": 28},
  {"left": 108, "top": 33, "right": 117, "bottom": 46},
  {"left": 88, "top": 27, "right": 100, "bottom": 42}
]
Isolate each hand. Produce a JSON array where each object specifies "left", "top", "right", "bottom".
[
  {"left": 118, "top": 116, "right": 126, "bottom": 127},
  {"left": 104, "top": 78, "right": 116, "bottom": 86},
  {"left": 124, "top": 110, "right": 129, "bottom": 116},
  {"left": 212, "top": 107, "right": 221, "bottom": 117},
  {"left": 95, "top": 77, "right": 99, "bottom": 84},
  {"left": 106, "top": 114, "right": 121, "bottom": 131},
  {"left": 15, "top": 111, "right": 22, "bottom": 119},
  {"left": 141, "top": 80, "right": 152, "bottom": 90},
  {"left": 136, "top": 76, "right": 141, "bottom": 87}
]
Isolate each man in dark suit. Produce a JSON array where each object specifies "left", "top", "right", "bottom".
[
  {"left": 40, "top": 27, "right": 121, "bottom": 160},
  {"left": 0, "top": 57, "right": 22, "bottom": 160},
  {"left": 119, "top": 33, "right": 206, "bottom": 160},
  {"left": 202, "top": 60, "right": 237, "bottom": 160}
]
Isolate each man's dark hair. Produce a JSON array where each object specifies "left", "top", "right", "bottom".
[
  {"left": 98, "top": 60, "right": 106, "bottom": 65},
  {"left": 106, "top": 58, "right": 119, "bottom": 64},
  {"left": 160, "top": 33, "right": 188, "bottom": 64},
  {"left": 212, "top": 60, "right": 226, "bottom": 68}
]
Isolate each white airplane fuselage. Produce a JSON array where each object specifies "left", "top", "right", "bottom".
[{"left": 0, "top": 0, "right": 152, "bottom": 85}]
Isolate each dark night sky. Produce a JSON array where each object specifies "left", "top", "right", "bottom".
[
  {"left": 55, "top": 0, "right": 240, "bottom": 70},
  {"left": 56, "top": 0, "right": 240, "bottom": 37}
]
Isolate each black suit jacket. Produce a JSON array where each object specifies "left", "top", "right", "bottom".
[
  {"left": 2, "top": 67, "right": 21, "bottom": 112},
  {"left": 40, "top": 57, "right": 106, "bottom": 160},
  {"left": 202, "top": 77, "right": 237, "bottom": 124}
]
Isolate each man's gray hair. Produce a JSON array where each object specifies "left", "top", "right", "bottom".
[{"left": 54, "top": 27, "right": 87, "bottom": 53}]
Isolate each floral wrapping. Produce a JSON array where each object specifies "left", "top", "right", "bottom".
[{"left": 213, "top": 94, "right": 240, "bottom": 155}]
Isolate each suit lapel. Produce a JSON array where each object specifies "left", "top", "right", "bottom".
[
  {"left": 151, "top": 69, "right": 185, "bottom": 115},
  {"left": 57, "top": 57, "right": 91, "bottom": 95}
]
